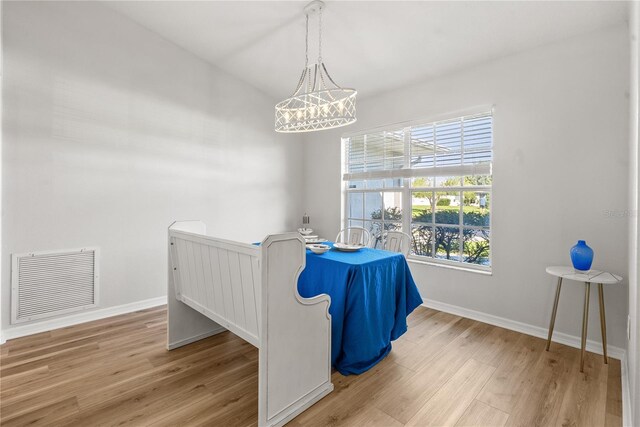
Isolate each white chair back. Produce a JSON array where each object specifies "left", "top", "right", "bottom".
[
  {"left": 383, "top": 231, "right": 412, "bottom": 256},
  {"left": 336, "top": 227, "right": 370, "bottom": 246}
]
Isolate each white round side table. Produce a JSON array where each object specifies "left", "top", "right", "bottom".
[{"left": 545, "top": 266, "right": 622, "bottom": 372}]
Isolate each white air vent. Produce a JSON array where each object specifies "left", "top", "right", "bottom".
[{"left": 11, "top": 248, "right": 99, "bottom": 324}]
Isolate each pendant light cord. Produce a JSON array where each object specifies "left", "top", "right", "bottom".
[
  {"left": 305, "top": 13, "right": 309, "bottom": 68},
  {"left": 318, "top": 6, "right": 323, "bottom": 64}
]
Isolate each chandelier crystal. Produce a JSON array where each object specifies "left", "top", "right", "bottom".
[{"left": 275, "top": 0, "right": 357, "bottom": 133}]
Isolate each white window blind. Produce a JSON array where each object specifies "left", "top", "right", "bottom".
[
  {"left": 342, "top": 110, "right": 493, "bottom": 270},
  {"left": 344, "top": 112, "right": 493, "bottom": 180}
]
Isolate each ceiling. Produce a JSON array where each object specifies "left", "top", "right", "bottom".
[{"left": 104, "top": 1, "right": 628, "bottom": 100}]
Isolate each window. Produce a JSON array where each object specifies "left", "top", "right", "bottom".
[{"left": 342, "top": 111, "right": 492, "bottom": 270}]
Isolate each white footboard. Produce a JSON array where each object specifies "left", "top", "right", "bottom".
[
  {"left": 167, "top": 221, "right": 227, "bottom": 349},
  {"left": 259, "top": 234, "right": 333, "bottom": 426},
  {"left": 167, "top": 221, "right": 333, "bottom": 427}
]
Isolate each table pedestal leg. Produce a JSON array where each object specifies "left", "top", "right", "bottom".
[
  {"left": 546, "top": 277, "right": 563, "bottom": 351},
  {"left": 580, "top": 282, "right": 591, "bottom": 373},
  {"left": 598, "top": 283, "right": 608, "bottom": 364}
]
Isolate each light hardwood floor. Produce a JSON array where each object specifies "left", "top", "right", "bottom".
[{"left": 0, "top": 305, "right": 622, "bottom": 426}]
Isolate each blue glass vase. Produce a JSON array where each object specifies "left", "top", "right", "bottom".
[{"left": 570, "top": 240, "right": 594, "bottom": 272}]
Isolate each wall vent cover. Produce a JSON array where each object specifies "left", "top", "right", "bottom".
[{"left": 11, "top": 247, "right": 100, "bottom": 324}]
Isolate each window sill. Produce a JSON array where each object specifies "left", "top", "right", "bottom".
[{"left": 407, "top": 257, "right": 493, "bottom": 276}]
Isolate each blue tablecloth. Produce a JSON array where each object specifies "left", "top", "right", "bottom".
[{"left": 298, "top": 243, "right": 423, "bottom": 375}]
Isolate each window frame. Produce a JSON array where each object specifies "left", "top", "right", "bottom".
[{"left": 341, "top": 108, "right": 493, "bottom": 273}]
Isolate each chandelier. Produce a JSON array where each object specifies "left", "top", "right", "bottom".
[{"left": 275, "top": 0, "right": 357, "bottom": 133}]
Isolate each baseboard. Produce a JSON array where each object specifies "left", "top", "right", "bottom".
[
  {"left": 422, "top": 299, "right": 626, "bottom": 360},
  {"left": 1, "top": 296, "right": 167, "bottom": 343},
  {"left": 621, "top": 352, "right": 633, "bottom": 427}
]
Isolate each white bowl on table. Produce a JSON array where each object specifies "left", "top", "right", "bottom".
[
  {"left": 308, "top": 244, "right": 330, "bottom": 254},
  {"left": 333, "top": 242, "right": 364, "bottom": 252}
]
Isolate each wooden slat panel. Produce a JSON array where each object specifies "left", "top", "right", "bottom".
[
  {"left": 217, "top": 249, "right": 235, "bottom": 324},
  {"left": 189, "top": 241, "right": 206, "bottom": 306},
  {"left": 251, "top": 257, "right": 261, "bottom": 331},
  {"left": 199, "top": 245, "right": 217, "bottom": 313},
  {"left": 228, "top": 252, "right": 246, "bottom": 331},
  {"left": 185, "top": 241, "right": 202, "bottom": 303},
  {"left": 170, "top": 230, "right": 262, "bottom": 344},
  {"left": 174, "top": 239, "right": 192, "bottom": 299},
  {"left": 238, "top": 253, "right": 258, "bottom": 336},
  {"left": 207, "top": 246, "right": 226, "bottom": 318}
]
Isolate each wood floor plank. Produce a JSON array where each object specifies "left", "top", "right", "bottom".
[
  {"left": 471, "top": 326, "right": 522, "bottom": 368},
  {"left": 505, "top": 343, "right": 579, "bottom": 427},
  {"left": 556, "top": 351, "right": 609, "bottom": 427},
  {"left": 1, "top": 358, "right": 153, "bottom": 420},
  {"left": 402, "top": 310, "right": 462, "bottom": 344},
  {"left": 394, "top": 316, "right": 477, "bottom": 371},
  {"left": 61, "top": 359, "right": 224, "bottom": 426},
  {"left": 1, "top": 396, "right": 80, "bottom": 427},
  {"left": 1, "top": 331, "right": 53, "bottom": 354},
  {"left": 0, "top": 365, "right": 50, "bottom": 390},
  {"left": 374, "top": 320, "right": 494, "bottom": 424},
  {"left": 405, "top": 358, "right": 496, "bottom": 426},
  {"left": 475, "top": 334, "right": 546, "bottom": 413},
  {"left": 406, "top": 305, "right": 439, "bottom": 328},
  {"left": 144, "top": 329, "right": 243, "bottom": 367},
  {"left": 0, "top": 305, "right": 621, "bottom": 427},
  {"left": 77, "top": 342, "right": 253, "bottom": 410},
  {"left": 0, "top": 342, "right": 100, "bottom": 377},
  {"left": 1, "top": 327, "right": 166, "bottom": 403},
  {"left": 1, "top": 322, "right": 165, "bottom": 375},
  {"left": 49, "top": 306, "right": 165, "bottom": 339},
  {"left": 290, "top": 357, "right": 414, "bottom": 426},
  {"left": 325, "top": 405, "right": 404, "bottom": 427},
  {"left": 2, "top": 307, "right": 163, "bottom": 357},
  {"left": 153, "top": 373, "right": 259, "bottom": 427},
  {"left": 605, "top": 358, "right": 623, "bottom": 427},
  {"left": 6, "top": 322, "right": 149, "bottom": 360},
  {"left": 455, "top": 399, "right": 510, "bottom": 427}
]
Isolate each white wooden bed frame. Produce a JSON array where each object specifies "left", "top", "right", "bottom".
[{"left": 167, "top": 221, "right": 333, "bottom": 427}]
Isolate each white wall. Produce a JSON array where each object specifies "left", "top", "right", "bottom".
[
  {"left": 628, "top": 2, "right": 639, "bottom": 425},
  {"left": 1, "top": 2, "right": 303, "bottom": 333},
  {"left": 303, "top": 26, "right": 630, "bottom": 349}
]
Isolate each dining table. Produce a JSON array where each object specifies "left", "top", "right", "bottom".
[{"left": 298, "top": 242, "right": 423, "bottom": 375}]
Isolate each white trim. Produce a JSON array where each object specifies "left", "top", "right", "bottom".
[
  {"left": 343, "top": 163, "right": 492, "bottom": 181},
  {"left": 621, "top": 351, "right": 633, "bottom": 427},
  {"left": 422, "top": 298, "right": 625, "bottom": 360},
  {"left": 408, "top": 256, "right": 492, "bottom": 275},
  {"left": 1, "top": 296, "right": 167, "bottom": 343}
]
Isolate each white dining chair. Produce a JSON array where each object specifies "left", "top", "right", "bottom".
[
  {"left": 383, "top": 231, "right": 412, "bottom": 256},
  {"left": 336, "top": 227, "right": 371, "bottom": 247}
]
